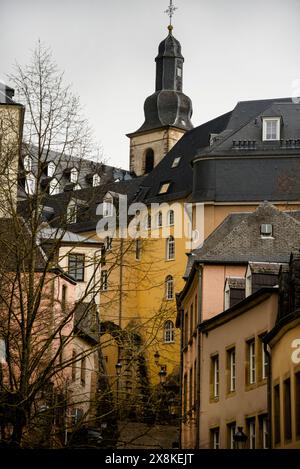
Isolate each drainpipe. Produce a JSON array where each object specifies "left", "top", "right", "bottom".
[
  {"left": 195, "top": 265, "right": 203, "bottom": 449},
  {"left": 264, "top": 342, "right": 272, "bottom": 449},
  {"left": 178, "top": 307, "right": 184, "bottom": 449}
]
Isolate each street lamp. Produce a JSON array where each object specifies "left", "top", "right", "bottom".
[
  {"left": 158, "top": 367, "right": 167, "bottom": 384},
  {"left": 233, "top": 426, "right": 248, "bottom": 449}
]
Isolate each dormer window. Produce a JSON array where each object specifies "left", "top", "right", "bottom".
[
  {"left": 172, "top": 157, "right": 181, "bottom": 168},
  {"left": 260, "top": 223, "right": 273, "bottom": 237},
  {"left": 25, "top": 173, "right": 36, "bottom": 195},
  {"left": 103, "top": 194, "right": 113, "bottom": 217},
  {"left": 158, "top": 182, "right": 171, "bottom": 195},
  {"left": 49, "top": 177, "right": 60, "bottom": 195},
  {"left": 74, "top": 183, "right": 81, "bottom": 191},
  {"left": 47, "top": 161, "right": 56, "bottom": 177},
  {"left": 262, "top": 118, "right": 281, "bottom": 141},
  {"left": 24, "top": 155, "right": 32, "bottom": 172},
  {"left": 93, "top": 173, "right": 101, "bottom": 187},
  {"left": 70, "top": 167, "right": 78, "bottom": 183},
  {"left": 67, "top": 201, "right": 77, "bottom": 224}
]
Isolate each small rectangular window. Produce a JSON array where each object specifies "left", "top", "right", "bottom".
[
  {"left": 210, "top": 428, "right": 220, "bottom": 449},
  {"left": 260, "top": 223, "right": 273, "bottom": 237},
  {"left": 284, "top": 378, "right": 292, "bottom": 441},
  {"left": 262, "top": 118, "right": 280, "bottom": 141},
  {"left": 227, "top": 348, "right": 236, "bottom": 392},
  {"left": 247, "top": 339, "right": 256, "bottom": 385},
  {"left": 158, "top": 182, "right": 171, "bottom": 194},
  {"left": 101, "top": 270, "right": 108, "bottom": 291},
  {"left": 68, "top": 254, "right": 85, "bottom": 281},
  {"left": 177, "top": 67, "right": 182, "bottom": 78},
  {"left": 274, "top": 384, "right": 281, "bottom": 444},
  {"left": 172, "top": 157, "right": 181, "bottom": 168}
]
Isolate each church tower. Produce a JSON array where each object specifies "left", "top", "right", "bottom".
[{"left": 127, "top": 6, "right": 193, "bottom": 176}]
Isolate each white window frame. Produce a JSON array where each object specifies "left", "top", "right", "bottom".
[
  {"left": 229, "top": 349, "right": 236, "bottom": 392},
  {"left": 212, "top": 428, "right": 220, "bottom": 449},
  {"left": 47, "top": 161, "right": 56, "bottom": 177},
  {"left": 213, "top": 356, "right": 219, "bottom": 398},
  {"left": 262, "top": 117, "right": 281, "bottom": 141},
  {"left": 172, "top": 157, "right": 181, "bottom": 168},
  {"left": 70, "top": 167, "right": 78, "bottom": 183},
  {"left": 249, "top": 420, "right": 256, "bottom": 449},
  {"left": 249, "top": 340, "right": 256, "bottom": 384},
  {"left": 24, "top": 155, "right": 32, "bottom": 172},
  {"left": 165, "top": 275, "right": 174, "bottom": 300},
  {"left": 103, "top": 195, "right": 113, "bottom": 217},
  {"left": 164, "top": 320, "right": 175, "bottom": 343},
  {"left": 166, "top": 236, "right": 175, "bottom": 260},
  {"left": 262, "top": 416, "right": 268, "bottom": 449},
  {"left": 49, "top": 177, "right": 60, "bottom": 195},
  {"left": 167, "top": 210, "right": 174, "bottom": 226},
  {"left": 67, "top": 202, "right": 77, "bottom": 224},
  {"left": 25, "top": 173, "right": 36, "bottom": 195},
  {"left": 93, "top": 173, "right": 101, "bottom": 187},
  {"left": 262, "top": 342, "right": 268, "bottom": 380}
]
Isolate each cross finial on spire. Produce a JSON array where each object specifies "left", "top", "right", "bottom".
[{"left": 165, "top": 0, "right": 177, "bottom": 31}]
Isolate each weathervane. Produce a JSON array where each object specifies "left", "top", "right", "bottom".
[{"left": 165, "top": 0, "right": 177, "bottom": 28}]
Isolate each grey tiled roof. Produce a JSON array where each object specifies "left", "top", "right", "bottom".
[{"left": 185, "top": 202, "right": 300, "bottom": 277}]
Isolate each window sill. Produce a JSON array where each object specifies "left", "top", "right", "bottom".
[
  {"left": 165, "top": 258, "right": 175, "bottom": 262},
  {"left": 209, "top": 397, "right": 219, "bottom": 404},
  {"left": 164, "top": 340, "right": 175, "bottom": 345}
]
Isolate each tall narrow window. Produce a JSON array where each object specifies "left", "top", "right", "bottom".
[
  {"left": 190, "top": 303, "right": 194, "bottom": 336},
  {"left": 81, "top": 356, "right": 86, "bottom": 386},
  {"left": 70, "top": 167, "right": 78, "bottom": 183},
  {"left": 262, "top": 340, "right": 268, "bottom": 380},
  {"left": 47, "top": 161, "right": 56, "bottom": 177},
  {"left": 157, "top": 211, "right": 163, "bottom": 227},
  {"left": 167, "top": 210, "right": 174, "bottom": 226},
  {"left": 72, "top": 350, "right": 77, "bottom": 382},
  {"left": 62, "top": 285, "right": 67, "bottom": 313},
  {"left": 183, "top": 373, "right": 187, "bottom": 417},
  {"left": 166, "top": 236, "right": 175, "bottom": 260},
  {"left": 211, "top": 355, "right": 219, "bottom": 399},
  {"left": 189, "top": 367, "right": 193, "bottom": 412},
  {"left": 248, "top": 339, "right": 256, "bottom": 384},
  {"left": 67, "top": 202, "right": 77, "bottom": 224},
  {"left": 184, "top": 311, "right": 188, "bottom": 347},
  {"left": 135, "top": 239, "right": 142, "bottom": 260},
  {"left": 68, "top": 254, "right": 85, "bottom": 281},
  {"left": 105, "top": 236, "right": 112, "bottom": 251},
  {"left": 49, "top": 177, "right": 60, "bottom": 195},
  {"left": 194, "top": 360, "right": 197, "bottom": 408},
  {"left": 165, "top": 275, "right": 174, "bottom": 300},
  {"left": 103, "top": 195, "right": 113, "bottom": 217},
  {"left": 23, "top": 155, "right": 32, "bottom": 172},
  {"left": 25, "top": 173, "right": 36, "bottom": 195},
  {"left": 145, "top": 148, "right": 154, "bottom": 174},
  {"left": 0, "top": 338, "right": 7, "bottom": 364},
  {"left": 194, "top": 294, "right": 198, "bottom": 329},
  {"left": 274, "top": 384, "right": 281, "bottom": 445},
  {"left": 164, "top": 320, "right": 174, "bottom": 343},
  {"left": 93, "top": 173, "right": 101, "bottom": 187},
  {"left": 227, "top": 423, "right": 236, "bottom": 449},
  {"left": 210, "top": 428, "right": 220, "bottom": 449},
  {"left": 101, "top": 270, "right": 108, "bottom": 291},
  {"left": 247, "top": 418, "right": 256, "bottom": 449},
  {"left": 227, "top": 348, "right": 236, "bottom": 392},
  {"left": 284, "top": 378, "right": 292, "bottom": 441},
  {"left": 259, "top": 415, "right": 269, "bottom": 449}
]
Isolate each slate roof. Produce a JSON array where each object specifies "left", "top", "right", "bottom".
[
  {"left": 19, "top": 144, "right": 133, "bottom": 199},
  {"left": 226, "top": 278, "right": 245, "bottom": 289},
  {"left": 18, "top": 176, "right": 146, "bottom": 234},
  {"left": 184, "top": 202, "right": 300, "bottom": 277}
]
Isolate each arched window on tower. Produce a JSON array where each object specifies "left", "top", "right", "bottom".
[
  {"left": 164, "top": 320, "right": 175, "bottom": 343},
  {"left": 165, "top": 275, "right": 174, "bottom": 300},
  {"left": 166, "top": 236, "right": 175, "bottom": 260},
  {"left": 145, "top": 148, "right": 154, "bottom": 174}
]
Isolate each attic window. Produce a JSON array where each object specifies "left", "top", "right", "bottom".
[
  {"left": 262, "top": 118, "right": 281, "bottom": 141},
  {"left": 158, "top": 182, "right": 171, "bottom": 195},
  {"left": 47, "top": 161, "right": 56, "bottom": 177},
  {"left": 172, "top": 157, "right": 181, "bottom": 168},
  {"left": 260, "top": 224, "right": 273, "bottom": 237},
  {"left": 177, "top": 67, "right": 182, "bottom": 78},
  {"left": 70, "top": 167, "right": 78, "bottom": 183},
  {"left": 93, "top": 173, "right": 101, "bottom": 187}
]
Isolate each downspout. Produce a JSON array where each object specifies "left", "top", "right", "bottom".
[
  {"left": 195, "top": 264, "right": 203, "bottom": 449},
  {"left": 264, "top": 343, "right": 272, "bottom": 449},
  {"left": 178, "top": 306, "right": 184, "bottom": 449}
]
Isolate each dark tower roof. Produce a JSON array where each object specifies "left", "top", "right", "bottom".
[{"left": 132, "top": 26, "right": 193, "bottom": 134}]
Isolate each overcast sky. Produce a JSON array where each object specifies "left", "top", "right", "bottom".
[{"left": 1, "top": 0, "right": 300, "bottom": 169}]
